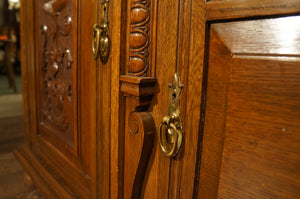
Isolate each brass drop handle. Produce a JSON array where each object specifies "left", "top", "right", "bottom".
[
  {"left": 158, "top": 73, "right": 183, "bottom": 157},
  {"left": 92, "top": 0, "right": 110, "bottom": 63},
  {"left": 92, "top": 24, "right": 101, "bottom": 60}
]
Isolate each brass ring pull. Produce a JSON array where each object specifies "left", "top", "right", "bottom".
[
  {"left": 158, "top": 73, "right": 184, "bottom": 158},
  {"left": 92, "top": 1, "right": 110, "bottom": 63},
  {"left": 92, "top": 24, "right": 101, "bottom": 60},
  {"left": 158, "top": 116, "right": 182, "bottom": 157}
]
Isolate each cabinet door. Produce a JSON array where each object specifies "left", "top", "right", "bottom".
[
  {"left": 18, "top": 0, "right": 98, "bottom": 198},
  {"left": 111, "top": 0, "right": 207, "bottom": 198},
  {"left": 36, "top": 0, "right": 80, "bottom": 164},
  {"left": 198, "top": 16, "right": 300, "bottom": 198},
  {"left": 110, "top": 1, "right": 300, "bottom": 199}
]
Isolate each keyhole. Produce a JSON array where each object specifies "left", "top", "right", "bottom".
[{"left": 172, "top": 93, "right": 176, "bottom": 104}]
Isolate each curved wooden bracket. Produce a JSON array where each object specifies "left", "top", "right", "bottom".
[
  {"left": 127, "top": 111, "right": 155, "bottom": 198},
  {"left": 121, "top": 75, "right": 156, "bottom": 198}
]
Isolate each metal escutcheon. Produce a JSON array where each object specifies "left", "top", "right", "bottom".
[
  {"left": 99, "top": 25, "right": 110, "bottom": 64},
  {"left": 158, "top": 73, "right": 183, "bottom": 158}
]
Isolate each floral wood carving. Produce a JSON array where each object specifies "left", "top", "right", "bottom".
[
  {"left": 129, "top": 0, "right": 151, "bottom": 76},
  {"left": 39, "top": 0, "right": 75, "bottom": 139}
]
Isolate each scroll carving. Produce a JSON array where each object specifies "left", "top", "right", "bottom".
[
  {"left": 39, "top": 0, "right": 75, "bottom": 139},
  {"left": 128, "top": 112, "right": 155, "bottom": 198},
  {"left": 121, "top": 75, "right": 156, "bottom": 198},
  {"left": 129, "top": 0, "right": 151, "bottom": 76},
  {"left": 123, "top": 0, "right": 155, "bottom": 196}
]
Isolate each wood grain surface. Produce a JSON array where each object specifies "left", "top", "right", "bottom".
[
  {"left": 213, "top": 16, "right": 300, "bottom": 56},
  {"left": 207, "top": 0, "right": 300, "bottom": 21},
  {"left": 198, "top": 17, "right": 300, "bottom": 198},
  {"left": 218, "top": 55, "right": 300, "bottom": 199}
]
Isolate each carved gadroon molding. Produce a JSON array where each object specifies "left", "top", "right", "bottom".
[
  {"left": 129, "top": 0, "right": 151, "bottom": 76},
  {"left": 39, "top": 0, "right": 74, "bottom": 132}
]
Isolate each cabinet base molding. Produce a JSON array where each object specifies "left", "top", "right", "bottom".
[{"left": 14, "top": 145, "right": 75, "bottom": 199}]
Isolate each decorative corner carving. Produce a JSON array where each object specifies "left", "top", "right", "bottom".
[
  {"left": 39, "top": 0, "right": 75, "bottom": 134},
  {"left": 129, "top": 0, "right": 151, "bottom": 76}
]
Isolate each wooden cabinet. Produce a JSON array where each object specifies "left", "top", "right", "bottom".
[{"left": 16, "top": 0, "right": 300, "bottom": 198}]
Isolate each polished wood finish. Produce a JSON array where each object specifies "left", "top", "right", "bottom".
[
  {"left": 128, "top": 0, "right": 153, "bottom": 76},
  {"left": 18, "top": 0, "right": 300, "bottom": 198},
  {"left": 17, "top": 0, "right": 96, "bottom": 198},
  {"left": 206, "top": 0, "right": 300, "bottom": 21},
  {"left": 197, "top": 27, "right": 234, "bottom": 198},
  {"left": 212, "top": 16, "right": 300, "bottom": 56},
  {"left": 126, "top": 111, "right": 155, "bottom": 198},
  {"left": 20, "top": 0, "right": 36, "bottom": 147},
  {"left": 120, "top": 72, "right": 156, "bottom": 199},
  {"left": 198, "top": 16, "right": 300, "bottom": 198},
  {"left": 36, "top": 0, "right": 78, "bottom": 159},
  {"left": 219, "top": 57, "right": 300, "bottom": 199}
]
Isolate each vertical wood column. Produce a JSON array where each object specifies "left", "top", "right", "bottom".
[{"left": 120, "top": 0, "right": 157, "bottom": 198}]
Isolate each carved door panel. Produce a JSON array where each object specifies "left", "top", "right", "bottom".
[
  {"left": 21, "top": 0, "right": 97, "bottom": 198},
  {"left": 37, "top": 0, "right": 77, "bottom": 160}
]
